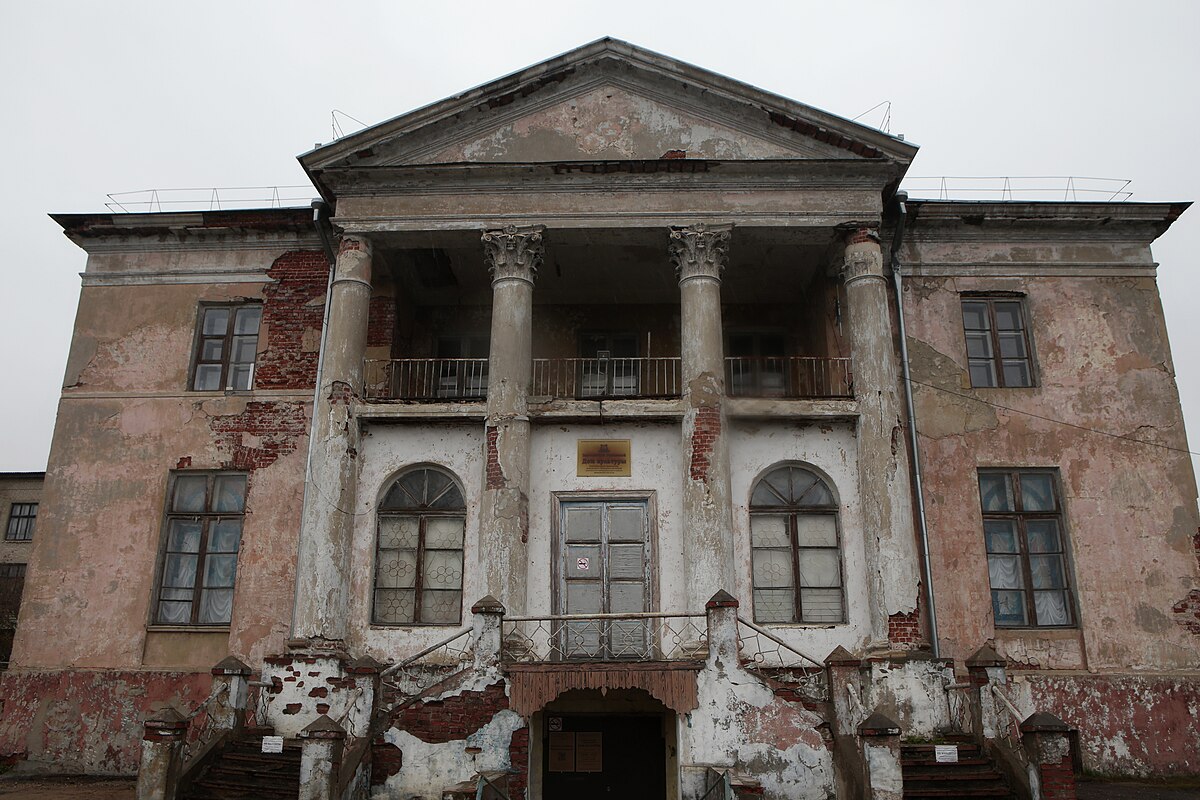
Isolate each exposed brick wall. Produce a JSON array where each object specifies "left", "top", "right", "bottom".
[
  {"left": 508, "top": 726, "right": 529, "bottom": 797},
  {"left": 367, "top": 294, "right": 397, "bottom": 350},
  {"left": 689, "top": 406, "right": 721, "bottom": 482},
  {"left": 371, "top": 740, "right": 402, "bottom": 785},
  {"left": 208, "top": 401, "right": 308, "bottom": 472},
  {"left": 390, "top": 682, "right": 509, "bottom": 744},
  {"left": 1171, "top": 588, "right": 1200, "bottom": 635},
  {"left": 1039, "top": 756, "right": 1077, "bottom": 800},
  {"left": 255, "top": 250, "right": 329, "bottom": 391},
  {"left": 888, "top": 609, "right": 922, "bottom": 649},
  {"left": 486, "top": 426, "right": 505, "bottom": 489},
  {"left": 844, "top": 227, "right": 879, "bottom": 246}
]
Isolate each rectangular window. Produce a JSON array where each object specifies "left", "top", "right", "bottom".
[
  {"left": 155, "top": 473, "right": 246, "bottom": 626},
  {"left": 191, "top": 304, "right": 262, "bottom": 391},
  {"left": 961, "top": 297, "right": 1034, "bottom": 387},
  {"left": 979, "top": 470, "right": 1074, "bottom": 628},
  {"left": 5, "top": 504, "right": 37, "bottom": 541}
]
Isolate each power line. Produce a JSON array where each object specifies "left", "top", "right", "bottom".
[{"left": 909, "top": 378, "right": 1200, "bottom": 459}]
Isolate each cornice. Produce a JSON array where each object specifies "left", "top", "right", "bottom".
[
  {"left": 68, "top": 232, "right": 322, "bottom": 256},
  {"left": 81, "top": 268, "right": 272, "bottom": 287}
]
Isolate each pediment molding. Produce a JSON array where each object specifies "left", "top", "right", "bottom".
[{"left": 302, "top": 39, "right": 916, "bottom": 183}]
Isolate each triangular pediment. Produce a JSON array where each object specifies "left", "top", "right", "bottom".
[{"left": 302, "top": 39, "right": 916, "bottom": 173}]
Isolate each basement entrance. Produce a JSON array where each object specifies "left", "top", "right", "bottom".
[
  {"left": 542, "top": 713, "right": 667, "bottom": 800},
  {"left": 526, "top": 687, "right": 680, "bottom": 800}
]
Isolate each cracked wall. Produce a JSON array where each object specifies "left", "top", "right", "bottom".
[{"left": 901, "top": 263, "right": 1200, "bottom": 671}]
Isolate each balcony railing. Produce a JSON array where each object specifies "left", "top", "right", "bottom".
[
  {"left": 725, "top": 356, "right": 853, "bottom": 399},
  {"left": 502, "top": 612, "right": 707, "bottom": 663},
  {"left": 532, "top": 357, "right": 682, "bottom": 400},
  {"left": 364, "top": 358, "right": 489, "bottom": 401},
  {"left": 363, "top": 355, "right": 851, "bottom": 402}
]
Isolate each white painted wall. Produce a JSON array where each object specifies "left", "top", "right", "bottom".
[
  {"left": 728, "top": 419, "right": 872, "bottom": 659},
  {"left": 350, "top": 423, "right": 484, "bottom": 661},
  {"left": 528, "top": 422, "right": 685, "bottom": 614}
]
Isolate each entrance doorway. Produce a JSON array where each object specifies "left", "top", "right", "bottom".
[
  {"left": 556, "top": 499, "right": 653, "bottom": 658},
  {"left": 542, "top": 714, "right": 666, "bottom": 800}
]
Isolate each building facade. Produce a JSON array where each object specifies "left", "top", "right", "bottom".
[
  {"left": 0, "top": 472, "right": 41, "bottom": 668},
  {"left": 1, "top": 39, "right": 1197, "bottom": 799}
]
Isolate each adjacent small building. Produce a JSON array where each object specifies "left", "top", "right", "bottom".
[
  {"left": 0, "top": 472, "right": 41, "bottom": 668},
  {"left": 1, "top": 38, "right": 1197, "bottom": 799}
]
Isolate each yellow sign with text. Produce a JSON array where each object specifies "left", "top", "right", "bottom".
[{"left": 576, "top": 439, "right": 632, "bottom": 477}]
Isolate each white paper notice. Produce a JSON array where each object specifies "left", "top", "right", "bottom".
[
  {"left": 261, "top": 735, "right": 284, "bottom": 754},
  {"left": 934, "top": 744, "right": 958, "bottom": 763}
]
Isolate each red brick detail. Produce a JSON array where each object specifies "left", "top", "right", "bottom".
[
  {"left": 1039, "top": 756, "right": 1077, "bottom": 800},
  {"left": 175, "top": 456, "right": 192, "bottom": 469},
  {"left": 766, "top": 111, "right": 884, "bottom": 159},
  {"left": 508, "top": 726, "right": 529, "bottom": 797},
  {"left": 208, "top": 401, "right": 308, "bottom": 472},
  {"left": 367, "top": 295, "right": 396, "bottom": 350},
  {"left": 328, "top": 381, "right": 354, "bottom": 406},
  {"left": 1171, "top": 589, "right": 1200, "bottom": 635},
  {"left": 315, "top": 702, "right": 330, "bottom": 715},
  {"left": 845, "top": 227, "right": 879, "bottom": 246},
  {"left": 371, "top": 739, "right": 402, "bottom": 785},
  {"left": 283, "top": 703, "right": 302, "bottom": 715},
  {"left": 255, "top": 249, "right": 329, "bottom": 391},
  {"left": 308, "top": 687, "right": 328, "bottom": 698},
  {"left": 1193, "top": 527, "right": 1200, "bottom": 571},
  {"left": 391, "top": 682, "right": 509, "bottom": 744},
  {"left": 661, "top": 149, "right": 686, "bottom": 159},
  {"left": 888, "top": 609, "right": 922, "bottom": 649},
  {"left": 339, "top": 237, "right": 368, "bottom": 255},
  {"left": 689, "top": 406, "right": 721, "bottom": 482},
  {"left": 486, "top": 426, "right": 505, "bottom": 489}
]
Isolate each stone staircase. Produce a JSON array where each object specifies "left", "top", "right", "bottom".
[
  {"left": 901, "top": 736, "right": 1017, "bottom": 799},
  {"left": 180, "top": 728, "right": 301, "bottom": 800}
]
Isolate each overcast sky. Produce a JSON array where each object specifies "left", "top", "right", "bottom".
[{"left": 1, "top": 0, "right": 1197, "bottom": 483}]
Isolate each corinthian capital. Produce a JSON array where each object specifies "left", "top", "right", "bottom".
[
  {"left": 668, "top": 223, "right": 731, "bottom": 283},
  {"left": 482, "top": 225, "right": 545, "bottom": 285}
]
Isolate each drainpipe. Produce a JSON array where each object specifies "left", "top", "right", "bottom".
[
  {"left": 290, "top": 199, "right": 339, "bottom": 637},
  {"left": 888, "top": 191, "right": 940, "bottom": 659}
]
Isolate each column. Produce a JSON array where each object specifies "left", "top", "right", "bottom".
[
  {"left": 479, "top": 225, "right": 542, "bottom": 615},
  {"left": 841, "top": 227, "right": 921, "bottom": 650},
  {"left": 293, "top": 235, "right": 373, "bottom": 644},
  {"left": 136, "top": 708, "right": 187, "bottom": 800},
  {"left": 670, "top": 224, "right": 735, "bottom": 612}
]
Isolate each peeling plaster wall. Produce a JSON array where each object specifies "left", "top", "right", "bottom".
[
  {"left": 728, "top": 420, "right": 872, "bottom": 655},
  {"left": 0, "top": 669, "right": 211, "bottom": 774},
  {"left": 5, "top": 238, "right": 321, "bottom": 773},
  {"left": 682, "top": 654, "right": 836, "bottom": 799},
  {"left": 350, "top": 423, "right": 484, "bottom": 659},
  {"left": 902, "top": 266, "right": 1200, "bottom": 671},
  {"left": 1010, "top": 673, "right": 1200, "bottom": 776},
  {"left": 419, "top": 84, "right": 805, "bottom": 164},
  {"left": 528, "top": 423, "right": 683, "bottom": 613}
]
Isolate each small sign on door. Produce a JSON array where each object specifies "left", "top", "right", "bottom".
[
  {"left": 261, "top": 735, "right": 284, "bottom": 754},
  {"left": 577, "top": 557, "right": 590, "bottom": 571}
]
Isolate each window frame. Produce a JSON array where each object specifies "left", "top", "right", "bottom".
[
  {"left": 151, "top": 471, "right": 247, "bottom": 628},
  {"left": 978, "top": 468, "right": 1077, "bottom": 630},
  {"left": 960, "top": 295, "right": 1036, "bottom": 388},
  {"left": 188, "top": 303, "right": 263, "bottom": 393},
  {"left": 4, "top": 503, "right": 37, "bottom": 542},
  {"left": 749, "top": 464, "right": 846, "bottom": 625},
  {"left": 372, "top": 466, "right": 467, "bottom": 627}
]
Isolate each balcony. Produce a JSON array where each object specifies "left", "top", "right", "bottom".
[
  {"left": 725, "top": 356, "right": 853, "bottom": 399},
  {"left": 364, "top": 355, "right": 854, "bottom": 404},
  {"left": 364, "top": 358, "right": 488, "bottom": 401},
  {"left": 531, "top": 357, "right": 682, "bottom": 400}
]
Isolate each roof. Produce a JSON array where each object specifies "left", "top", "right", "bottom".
[
  {"left": 50, "top": 207, "right": 318, "bottom": 239},
  {"left": 300, "top": 37, "right": 918, "bottom": 200}
]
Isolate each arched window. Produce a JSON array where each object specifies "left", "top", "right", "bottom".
[
  {"left": 749, "top": 465, "right": 844, "bottom": 624},
  {"left": 374, "top": 467, "right": 465, "bottom": 625}
]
